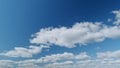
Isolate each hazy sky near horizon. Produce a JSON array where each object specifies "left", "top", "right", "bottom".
[{"left": 0, "top": 0, "right": 120, "bottom": 68}]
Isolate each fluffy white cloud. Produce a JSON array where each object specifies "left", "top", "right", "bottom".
[
  {"left": 97, "top": 50, "right": 120, "bottom": 59},
  {"left": 112, "top": 10, "right": 120, "bottom": 25},
  {"left": 0, "top": 45, "right": 49, "bottom": 58},
  {"left": 30, "top": 22, "right": 120, "bottom": 48}
]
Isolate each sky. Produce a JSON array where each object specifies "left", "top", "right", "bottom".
[{"left": 0, "top": 0, "right": 120, "bottom": 68}]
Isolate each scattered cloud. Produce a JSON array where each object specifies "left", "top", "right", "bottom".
[
  {"left": 0, "top": 45, "right": 49, "bottom": 58},
  {"left": 0, "top": 9, "right": 120, "bottom": 68}
]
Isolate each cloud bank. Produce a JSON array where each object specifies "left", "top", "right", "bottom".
[{"left": 1, "top": 50, "right": 120, "bottom": 68}]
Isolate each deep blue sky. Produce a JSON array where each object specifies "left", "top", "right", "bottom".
[{"left": 0, "top": 0, "right": 120, "bottom": 60}]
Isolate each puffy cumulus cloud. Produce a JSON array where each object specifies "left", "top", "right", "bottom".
[
  {"left": 97, "top": 50, "right": 120, "bottom": 59},
  {"left": 112, "top": 10, "right": 120, "bottom": 25},
  {"left": 0, "top": 45, "right": 49, "bottom": 58},
  {"left": 30, "top": 22, "right": 103, "bottom": 48},
  {"left": 30, "top": 22, "right": 120, "bottom": 48}
]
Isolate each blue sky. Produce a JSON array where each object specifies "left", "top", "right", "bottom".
[{"left": 0, "top": 0, "right": 120, "bottom": 68}]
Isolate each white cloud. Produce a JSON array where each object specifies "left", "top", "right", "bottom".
[
  {"left": 30, "top": 22, "right": 120, "bottom": 48},
  {"left": 0, "top": 52, "right": 90, "bottom": 68},
  {"left": 0, "top": 45, "right": 49, "bottom": 58},
  {"left": 39, "top": 52, "right": 75, "bottom": 63},
  {"left": 0, "top": 60, "right": 15, "bottom": 68},
  {"left": 97, "top": 50, "right": 120, "bottom": 59},
  {"left": 1, "top": 51, "right": 120, "bottom": 68},
  {"left": 75, "top": 52, "right": 90, "bottom": 60},
  {"left": 44, "top": 61, "right": 74, "bottom": 68},
  {"left": 1, "top": 59, "right": 120, "bottom": 68},
  {"left": 1, "top": 9, "right": 120, "bottom": 68},
  {"left": 35, "top": 59, "right": 120, "bottom": 68},
  {"left": 17, "top": 63, "right": 41, "bottom": 68},
  {"left": 101, "top": 25, "right": 120, "bottom": 38},
  {"left": 15, "top": 52, "right": 90, "bottom": 64},
  {"left": 112, "top": 10, "right": 120, "bottom": 25},
  {"left": 38, "top": 52, "right": 90, "bottom": 63}
]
